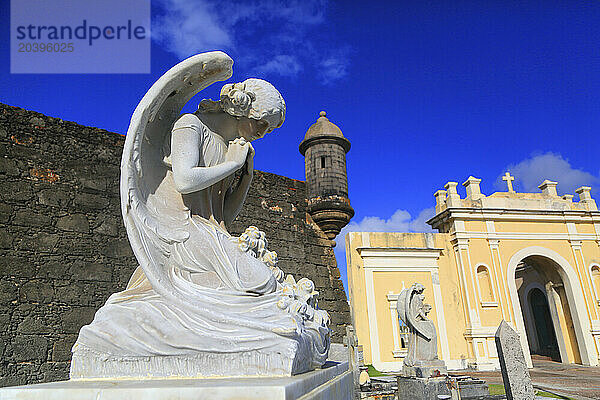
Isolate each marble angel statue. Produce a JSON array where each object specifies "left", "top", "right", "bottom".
[
  {"left": 397, "top": 283, "right": 446, "bottom": 377},
  {"left": 70, "top": 52, "right": 330, "bottom": 379}
]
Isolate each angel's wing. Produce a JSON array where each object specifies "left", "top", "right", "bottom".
[
  {"left": 120, "top": 51, "right": 233, "bottom": 298},
  {"left": 397, "top": 288, "right": 408, "bottom": 326},
  {"left": 405, "top": 287, "right": 434, "bottom": 340}
]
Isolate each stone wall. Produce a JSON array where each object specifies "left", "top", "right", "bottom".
[{"left": 0, "top": 103, "right": 350, "bottom": 387}]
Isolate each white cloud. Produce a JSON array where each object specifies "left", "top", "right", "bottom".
[
  {"left": 408, "top": 207, "right": 437, "bottom": 232},
  {"left": 319, "top": 47, "right": 351, "bottom": 84},
  {"left": 152, "top": 0, "right": 348, "bottom": 82},
  {"left": 255, "top": 55, "right": 302, "bottom": 77},
  {"left": 153, "top": 0, "right": 232, "bottom": 57},
  {"left": 496, "top": 152, "right": 598, "bottom": 195}
]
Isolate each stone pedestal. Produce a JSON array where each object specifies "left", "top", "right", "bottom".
[
  {"left": 453, "top": 376, "right": 490, "bottom": 399},
  {"left": 397, "top": 376, "right": 451, "bottom": 400},
  {"left": 0, "top": 361, "right": 351, "bottom": 400},
  {"left": 402, "top": 359, "right": 447, "bottom": 378}
]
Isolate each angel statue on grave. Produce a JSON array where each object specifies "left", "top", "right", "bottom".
[
  {"left": 70, "top": 52, "right": 330, "bottom": 379},
  {"left": 397, "top": 283, "right": 447, "bottom": 377}
]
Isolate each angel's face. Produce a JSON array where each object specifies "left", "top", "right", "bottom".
[{"left": 238, "top": 117, "right": 269, "bottom": 142}]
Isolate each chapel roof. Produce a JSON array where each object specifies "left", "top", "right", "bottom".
[{"left": 432, "top": 173, "right": 597, "bottom": 215}]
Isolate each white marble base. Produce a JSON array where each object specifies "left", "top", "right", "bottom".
[{"left": 0, "top": 361, "right": 351, "bottom": 400}]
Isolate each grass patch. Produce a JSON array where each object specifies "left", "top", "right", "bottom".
[
  {"left": 366, "top": 364, "right": 386, "bottom": 377},
  {"left": 487, "top": 384, "right": 569, "bottom": 399},
  {"left": 488, "top": 384, "right": 505, "bottom": 395},
  {"left": 369, "top": 374, "right": 570, "bottom": 399},
  {"left": 536, "top": 391, "right": 569, "bottom": 399}
]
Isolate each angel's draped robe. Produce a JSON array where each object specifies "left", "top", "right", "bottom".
[{"left": 404, "top": 294, "right": 438, "bottom": 366}]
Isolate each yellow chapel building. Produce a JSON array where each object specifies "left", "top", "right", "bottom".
[{"left": 346, "top": 174, "right": 600, "bottom": 372}]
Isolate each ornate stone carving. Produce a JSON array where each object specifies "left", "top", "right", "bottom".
[
  {"left": 397, "top": 283, "right": 447, "bottom": 378},
  {"left": 70, "top": 52, "right": 330, "bottom": 379}
]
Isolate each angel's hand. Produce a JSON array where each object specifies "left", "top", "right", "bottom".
[{"left": 225, "top": 139, "right": 250, "bottom": 169}]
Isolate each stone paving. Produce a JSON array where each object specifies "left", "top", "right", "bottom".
[{"left": 457, "top": 358, "right": 600, "bottom": 400}]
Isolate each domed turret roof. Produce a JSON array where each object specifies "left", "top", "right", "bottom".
[
  {"left": 303, "top": 111, "right": 345, "bottom": 140},
  {"left": 299, "top": 111, "right": 350, "bottom": 155}
]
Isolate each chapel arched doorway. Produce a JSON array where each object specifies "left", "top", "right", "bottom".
[
  {"left": 527, "top": 287, "right": 560, "bottom": 361},
  {"left": 512, "top": 252, "right": 586, "bottom": 365}
]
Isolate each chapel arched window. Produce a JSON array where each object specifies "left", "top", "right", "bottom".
[
  {"left": 591, "top": 265, "right": 600, "bottom": 306},
  {"left": 477, "top": 265, "right": 495, "bottom": 304}
]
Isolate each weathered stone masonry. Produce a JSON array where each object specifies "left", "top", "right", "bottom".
[{"left": 0, "top": 103, "right": 351, "bottom": 386}]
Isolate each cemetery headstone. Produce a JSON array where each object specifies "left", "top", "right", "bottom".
[{"left": 494, "top": 320, "right": 535, "bottom": 400}]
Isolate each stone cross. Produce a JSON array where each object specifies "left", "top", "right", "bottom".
[
  {"left": 502, "top": 172, "right": 515, "bottom": 192},
  {"left": 494, "top": 321, "right": 535, "bottom": 400}
]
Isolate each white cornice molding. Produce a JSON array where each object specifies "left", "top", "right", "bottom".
[
  {"left": 356, "top": 247, "right": 443, "bottom": 259},
  {"left": 357, "top": 247, "right": 443, "bottom": 269},
  {"left": 429, "top": 207, "right": 600, "bottom": 227},
  {"left": 356, "top": 246, "right": 443, "bottom": 271},
  {"left": 451, "top": 231, "right": 598, "bottom": 241}
]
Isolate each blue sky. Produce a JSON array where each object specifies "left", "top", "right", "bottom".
[{"left": 2, "top": 1, "right": 600, "bottom": 297}]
